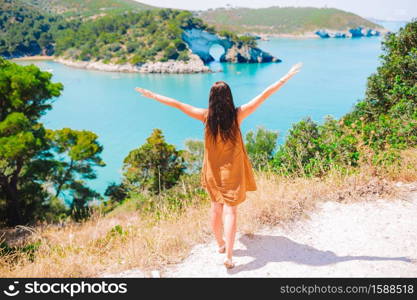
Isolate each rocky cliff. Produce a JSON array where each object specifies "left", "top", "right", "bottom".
[{"left": 181, "top": 28, "right": 281, "bottom": 64}]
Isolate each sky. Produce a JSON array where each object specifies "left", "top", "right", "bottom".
[{"left": 135, "top": 0, "right": 416, "bottom": 21}]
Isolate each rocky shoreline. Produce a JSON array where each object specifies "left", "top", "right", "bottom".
[
  {"left": 12, "top": 55, "right": 55, "bottom": 61},
  {"left": 54, "top": 54, "right": 211, "bottom": 74},
  {"left": 13, "top": 54, "right": 211, "bottom": 74},
  {"left": 255, "top": 32, "right": 319, "bottom": 40},
  {"left": 314, "top": 26, "right": 388, "bottom": 39},
  {"left": 251, "top": 27, "right": 389, "bottom": 40}
]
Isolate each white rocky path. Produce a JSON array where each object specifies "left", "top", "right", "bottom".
[{"left": 102, "top": 184, "right": 417, "bottom": 278}]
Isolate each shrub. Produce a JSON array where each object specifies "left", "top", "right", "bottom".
[
  {"left": 183, "top": 139, "right": 204, "bottom": 173},
  {"left": 163, "top": 45, "right": 179, "bottom": 60},
  {"left": 352, "top": 21, "right": 417, "bottom": 121},
  {"left": 107, "top": 43, "right": 121, "bottom": 52},
  {"left": 173, "top": 38, "right": 186, "bottom": 51},
  {"left": 177, "top": 50, "right": 190, "bottom": 62},
  {"left": 237, "top": 35, "right": 257, "bottom": 47},
  {"left": 104, "top": 182, "right": 128, "bottom": 203},
  {"left": 153, "top": 39, "right": 169, "bottom": 52},
  {"left": 122, "top": 129, "right": 186, "bottom": 194},
  {"left": 126, "top": 41, "right": 138, "bottom": 53},
  {"left": 273, "top": 117, "right": 321, "bottom": 176},
  {"left": 139, "top": 173, "right": 208, "bottom": 218},
  {"left": 130, "top": 54, "right": 146, "bottom": 65},
  {"left": 245, "top": 127, "right": 278, "bottom": 170}
]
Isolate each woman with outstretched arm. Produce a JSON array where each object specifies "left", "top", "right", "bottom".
[{"left": 135, "top": 62, "right": 302, "bottom": 269}]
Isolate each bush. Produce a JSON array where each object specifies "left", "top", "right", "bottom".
[
  {"left": 245, "top": 127, "right": 278, "bottom": 170},
  {"left": 122, "top": 129, "right": 186, "bottom": 194},
  {"left": 153, "top": 39, "right": 169, "bottom": 52},
  {"left": 346, "top": 21, "right": 417, "bottom": 153},
  {"left": 183, "top": 139, "right": 204, "bottom": 173},
  {"left": 0, "top": 240, "right": 41, "bottom": 262},
  {"left": 218, "top": 30, "right": 236, "bottom": 40},
  {"left": 107, "top": 43, "right": 121, "bottom": 52},
  {"left": 353, "top": 21, "right": 417, "bottom": 121},
  {"left": 177, "top": 50, "right": 190, "bottom": 62},
  {"left": 126, "top": 41, "right": 139, "bottom": 53},
  {"left": 130, "top": 54, "right": 146, "bottom": 65},
  {"left": 116, "top": 57, "right": 127, "bottom": 64},
  {"left": 273, "top": 117, "right": 321, "bottom": 176},
  {"left": 104, "top": 182, "right": 128, "bottom": 203},
  {"left": 173, "top": 38, "right": 186, "bottom": 51},
  {"left": 163, "top": 45, "right": 179, "bottom": 60},
  {"left": 237, "top": 35, "right": 257, "bottom": 47}
]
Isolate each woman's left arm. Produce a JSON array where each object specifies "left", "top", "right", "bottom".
[{"left": 135, "top": 87, "right": 206, "bottom": 122}]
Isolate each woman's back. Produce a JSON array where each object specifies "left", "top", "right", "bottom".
[{"left": 201, "top": 122, "right": 257, "bottom": 206}]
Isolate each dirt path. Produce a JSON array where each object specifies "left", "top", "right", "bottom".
[{"left": 102, "top": 185, "right": 417, "bottom": 278}]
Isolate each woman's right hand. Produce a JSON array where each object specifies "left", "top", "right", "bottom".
[
  {"left": 287, "top": 62, "right": 303, "bottom": 76},
  {"left": 135, "top": 87, "right": 156, "bottom": 99}
]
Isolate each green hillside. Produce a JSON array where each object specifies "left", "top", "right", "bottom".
[
  {"left": 53, "top": 9, "right": 196, "bottom": 64},
  {"left": 1, "top": 0, "right": 245, "bottom": 63},
  {"left": 0, "top": 0, "right": 195, "bottom": 61},
  {"left": 20, "top": 0, "right": 155, "bottom": 16},
  {"left": 0, "top": 0, "right": 64, "bottom": 57},
  {"left": 198, "top": 7, "right": 384, "bottom": 35}
]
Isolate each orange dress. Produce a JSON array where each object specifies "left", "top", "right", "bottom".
[{"left": 201, "top": 124, "right": 257, "bottom": 206}]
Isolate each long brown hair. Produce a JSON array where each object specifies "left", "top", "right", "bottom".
[{"left": 206, "top": 81, "right": 239, "bottom": 143}]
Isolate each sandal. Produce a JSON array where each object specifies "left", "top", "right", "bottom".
[
  {"left": 224, "top": 258, "right": 235, "bottom": 269},
  {"left": 218, "top": 244, "right": 226, "bottom": 254}
]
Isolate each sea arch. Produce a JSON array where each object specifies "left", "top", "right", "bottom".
[{"left": 181, "top": 28, "right": 232, "bottom": 63}]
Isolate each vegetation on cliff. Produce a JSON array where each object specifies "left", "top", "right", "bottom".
[
  {"left": 0, "top": 0, "right": 64, "bottom": 57},
  {"left": 20, "top": 0, "right": 155, "bottom": 16},
  {"left": 53, "top": 9, "right": 195, "bottom": 64},
  {"left": 0, "top": 0, "right": 258, "bottom": 64}
]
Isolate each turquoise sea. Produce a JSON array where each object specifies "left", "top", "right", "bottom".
[{"left": 17, "top": 36, "right": 389, "bottom": 194}]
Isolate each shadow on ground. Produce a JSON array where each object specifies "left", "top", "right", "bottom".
[{"left": 228, "top": 234, "right": 413, "bottom": 275}]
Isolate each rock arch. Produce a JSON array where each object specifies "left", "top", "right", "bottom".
[
  {"left": 181, "top": 28, "right": 232, "bottom": 63},
  {"left": 181, "top": 28, "right": 280, "bottom": 64},
  {"left": 208, "top": 43, "right": 226, "bottom": 61}
]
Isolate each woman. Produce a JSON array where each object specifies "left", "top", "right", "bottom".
[{"left": 135, "top": 62, "right": 302, "bottom": 269}]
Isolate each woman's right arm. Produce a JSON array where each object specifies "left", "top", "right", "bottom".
[
  {"left": 238, "top": 62, "right": 302, "bottom": 123},
  {"left": 135, "top": 87, "right": 207, "bottom": 122}
]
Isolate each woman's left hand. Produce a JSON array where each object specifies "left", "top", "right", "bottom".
[{"left": 135, "top": 87, "right": 156, "bottom": 99}]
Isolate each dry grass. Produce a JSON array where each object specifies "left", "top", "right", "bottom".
[{"left": 1, "top": 149, "right": 416, "bottom": 277}]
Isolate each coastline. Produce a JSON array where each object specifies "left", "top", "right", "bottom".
[
  {"left": 12, "top": 54, "right": 212, "bottom": 74},
  {"left": 258, "top": 32, "right": 320, "bottom": 40},
  {"left": 11, "top": 55, "right": 55, "bottom": 61},
  {"left": 252, "top": 27, "right": 390, "bottom": 40}
]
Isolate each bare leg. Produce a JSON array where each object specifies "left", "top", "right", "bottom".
[
  {"left": 223, "top": 204, "right": 237, "bottom": 267},
  {"left": 210, "top": 201, "right": 225, "bottom": 251}
]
